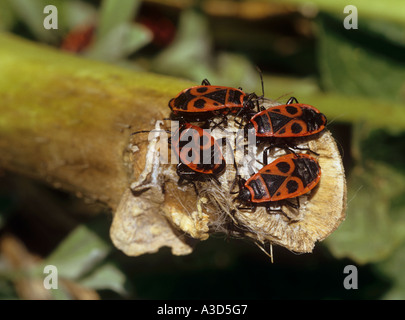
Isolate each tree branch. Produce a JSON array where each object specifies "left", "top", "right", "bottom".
[{"left": 0, "top": 32, "right": 191, "bottom": 210}]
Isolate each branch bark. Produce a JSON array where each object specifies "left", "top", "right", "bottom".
[
  {"left": 0, "top": 33, "right": 191, "bottom": 210},
  {"left": 0, "top": 33, "right": 201, "bottom": 256}
]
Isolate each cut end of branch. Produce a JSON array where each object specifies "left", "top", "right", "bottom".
[{"left": 110, "top": 102, "right": 346, "bottom": 257}]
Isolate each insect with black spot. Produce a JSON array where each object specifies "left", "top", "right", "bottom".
[
  {"left": 239, "top": 97, "right": 327, "bottom": 158},
  {"left": 168, "top": 72, "right": 265, "bottom": 124},
  {"left": 170, "top": 123, "right": 227, "bottom": 185},
  {"left": 132, "top": 123, "right": 227, "bottom": 186},
  {"left": 235, "top": 153, "right": 321, "bottom": 216},
  {"left": 244, "top": 96, "right": 327, "bottom": 144}
]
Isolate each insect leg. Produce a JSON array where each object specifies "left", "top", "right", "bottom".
[
  {"left": 286, "top": 96, "right": 299, "bottom": 104},
  {"left": 209, "top": 114, "right": 228, "bottom": 131},
  {"left": 237, "top": 204, "right": 257, "bottom": 212},
  {"left": 290, "top": 145, "right": 320, "bottom": 156},
  {"left": 265, "top": 203, "right": 286, "bottom": 215},
  {"left": 262, "top": 146, "right": 271, "bottom": 166},
  {"left": 201, "top": 79, "right": 211, "bottom": 86},
  {"left": 284, "top": 198, "right": 300, "bottom": 210}
]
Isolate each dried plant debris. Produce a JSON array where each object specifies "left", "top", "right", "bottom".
[{"left": 110, "top": 99, "right": 346, "bottom": 257}]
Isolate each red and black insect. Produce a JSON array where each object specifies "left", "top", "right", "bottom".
[
  {"left": 171, "top": 123, "right": 226, "bottom": 184},
  {"left": 244, "top": 97, "right": 327, "bottom": 139},
  {"left": 169, "top": 79, "right": 261, "bottom": 122},
  {"left": 132, "top": 123, "right": 226, "bottom": 185},
  {"left": 235, "top": 153, "right": 321, "bottom": 214}
]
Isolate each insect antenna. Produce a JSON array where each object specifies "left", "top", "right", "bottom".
[
  {"left": 286, "top": 96, "right": 299, "bottom": 104},
  {"left": 256, "top": 66, "right": 265, "bottom": 98},
  {"left": 131, "top": 129, "right": 170, "bottom": 136}
]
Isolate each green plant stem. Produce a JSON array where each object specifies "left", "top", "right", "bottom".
[{"left": 0, "top": 32, "right": 192, "bottom": 210}]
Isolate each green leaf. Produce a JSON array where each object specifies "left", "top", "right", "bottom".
[
  {"left": 86, "top": 22, "right": 152, "bottom": 61},
  {"left": 78, "top": 263, "right": 128, "bottom": 296},
  {"left": 326, "top": 159, "right": 405, "bottom": 264},
  {"left": 152, "top": 9, "right": 217, "bottom": 82},
  {"left": 317, "top": 12, "right": 405, "bottom": 103},
  {"left": 360, "top": 129, "right": 405, "bottom": 173},
  {"left": 38, "top": 223, "right": 111, "bottom": 280},
  {"left": 376, "top": 242, "right": 405, "bottom": 299},
  {"left": 283, "top": 0, "right": 405, "bottom": 26},
  {"left": 214, "top": 52, "right": 262, "bottom": 92},
  {"left": 7, "top": 0, "right": 62, "bottom": 43},
  {"left": 85, "top": 0, "right": 151, "bottom": 61},
  {"left": 96, "top": 0, "right": 141, "bottom": 41},
  {"left": 0, "top": 279, "right": 18, "bottom": 299},
  {"left": 326, "top": 119, "right": 405, "bottom": 264},
  {"left": 60, "top": 1, "right": 97, "bottom": 31}
]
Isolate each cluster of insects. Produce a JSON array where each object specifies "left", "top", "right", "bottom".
[{"left": 134, "top": 74, "right": 327, "bottom": 219}]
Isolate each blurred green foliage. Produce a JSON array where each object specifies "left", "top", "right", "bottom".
[{"left": 1, "top": 0, "right": 405, "bottom": 299}]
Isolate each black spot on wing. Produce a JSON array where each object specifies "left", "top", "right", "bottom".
[
  {"left": 196, "top": 87, "right": 208, "bottom": 93},
  {"left": 194, "top": 98, "right": 206, "bottom": 109},
  {"left": 203, "top": 89, "right": 227, "bottom": 105},
  {"left": 268, "top": 111, "right": 291, "bottom": 133},
  {"left": 276, "top": 161, "right": 290, "bottom": 173},
  {"left": 286, "top": 106, "right": 298, "bottom": 115},
  {"left": 261, "top": 174, "right": 287, "bottom": 197},
  {"left": 291, "top": 122, "right": 303, "bottom": 134},
  {"left": 173, "top": 89, "right": 197, "bottom": 110},
  {"left": 286, "top": 180, "right": 299, "bottom": 194}
]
